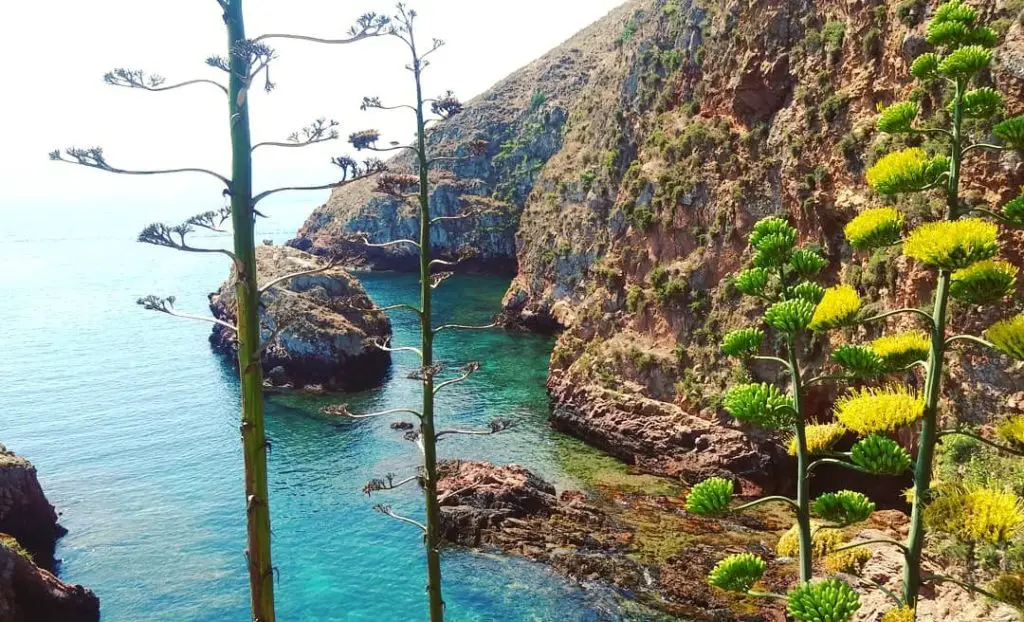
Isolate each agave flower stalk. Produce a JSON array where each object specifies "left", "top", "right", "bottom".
[
  {"left": 837, "top": 1, "right": 1024, "bottom": 611},
  {"left": 688, "top": 217, "right": 867, "bottom": 592},
  {"left": 50, "top": 4, "right": 391, "bottom": 619},
  {"left": 324, "top": 6, "right": 500, "bottom": 621}
]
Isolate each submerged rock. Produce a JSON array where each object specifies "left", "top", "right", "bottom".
[{"left": 209, "top": 246, "right": 392, "bottom": 392}]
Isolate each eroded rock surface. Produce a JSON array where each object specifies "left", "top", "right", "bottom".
[
  {"left": 209, "top": 245, "right": 392, "bottom": 391},
  {"left": 0, "top": 543, "right": 99, "bottom": 622},
  {"left": 0, "top": 445, "right": 63, "bottom": 569}
]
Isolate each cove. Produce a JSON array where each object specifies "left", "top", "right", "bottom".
[{"left": 0, "top": 211, "right": 655, "bottom": 621}]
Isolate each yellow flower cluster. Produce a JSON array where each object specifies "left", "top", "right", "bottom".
[
  {"left": 997, "top": 416, "right": 1024, "bottom": 447},
  {"left": 925, "top": 486, "right": 1024, "bottom": 544},
  {"left": 881, "top": 606, "right": 916, "bottom": 622},
  {"left": 903, "top": 218, "right": 999, "bottom": 271},
  {"left": 787, "top": 423, "right": 846, "bottom": 456},
  {"left": 843, "top": 207, "right": 905, "bottom": 250},
  {"left": 870, "top": 331, "right": 931, "bottom": 369},
  {"left": 809, "top": 285, "right": 862, "bottom": 331},
  {"left": 776, "top": 522, "right": 846, "bottom": 558},
  {"left": 866, "top": 148, "right": 947, "bottom": 195},
  {"left": 823, "top": 547, "right": 873, "bottom": 575},
  {"left": 834, "top": 386, "right": 925, "bottom": 435},
  {"left": 986, "top": 314, "right": 1024, "bottom": 360}
]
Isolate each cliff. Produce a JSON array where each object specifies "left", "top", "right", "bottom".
[
  {"left": 209, "top": 245, "right": 392, "bottom": 392},
  {"left": 0, "top": 445, "right": 99, "bottom": 621},
  {"left": 298, "top": 0, "right": 1024, "bottom": 483}
]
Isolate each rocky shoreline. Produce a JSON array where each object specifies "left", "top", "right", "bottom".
[
  {"left": 437, "top": 460, "right": 1019, "bottom": 621},
  {"left": 0, "top": 444, "right": 99, "bottom": 621}
]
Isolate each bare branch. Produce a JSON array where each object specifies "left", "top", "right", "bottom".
[
  {"left": 254, "top": 322, "right": 288, "bottom": 360},
  {"left": 321, "top": 404, "right": 423, "bottom": 420},
  {"left": 259, "top": 259, "right": 338, "bottom": 295},
  {"left": 137, "top": 222, "right": 238, "bottom": 261},
  {"left": 137, "top": 295, "right": 237, "bottom": 331},
  {"left": 50, "top": 147, "right": 231, "bottom": 188},
  {"left": 252, "top": 118, "right": 339, "bottom": 152},
  {"left": 371, "top": 337, "right": 423, "bottom": 358},
  {"left": 252, "top": 157, "right": 384, "bottom": 205},
  {"left": 353, "top": 233, "right": 421, "bottom": 250},
  {"left": 435, "top": 418, "right": 512, "bottom": 441},
  {"left": 373, "top": 504, "right": 426, "bottom": 532},
  {"left": 429, "top": 90, "right": 462, "bottom": 119},
  {"left": 104, "top": 68, "right": 228, "bottom": 96},
  {"left": 430, "top": 212, "right": 477, "bottom": 224},
  {"left": 253, "top": 12, "right": 393, "bottom": 45},
  {"left": 433, "top": 362, "right": 480, "bottom": 395},
  {"left": 430, "top": 271, "right": 454, "bottom": 289},
  {"left": 185, "top": 207, "right": 233, "bottom": 233},
  {"left": 361, "top": 96, "right": 417, "bottom": 113},
  {"left": 433, "top": 323, "right": 496, "bottom": 335},
  {"left": 363, "top": 473, "right": 421, "bottom": 496}
]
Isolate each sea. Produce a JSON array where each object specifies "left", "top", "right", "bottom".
[{"left": 0, "top": 204, "right": 660, "bottom": 621}]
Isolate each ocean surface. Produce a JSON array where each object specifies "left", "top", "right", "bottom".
[{"left": 0, "top": 204, "right": 657, "bottom": 621}]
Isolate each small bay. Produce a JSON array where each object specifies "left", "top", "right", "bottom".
[{"left": 0, "top": 207, "right": 638, "bottom": 621}]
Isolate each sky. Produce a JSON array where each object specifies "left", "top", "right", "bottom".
[{"left": 0, "top": 0, "right": 625, "bottom": 225}]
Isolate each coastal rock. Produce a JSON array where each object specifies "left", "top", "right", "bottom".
[
  {"left": 547, "top": 371, "right": 783, "bottom": 492},
  {"left": 209, "top": 246, "right": 392, "bottom": 391},
  {"left": 436, "top": 459, "right": 786, "bottom": 620},
  {"left": 0, "top": 541, "right": 99, "bottom": 622},
  {"left": 0, "top": 445, "right": 64, "bottom": 569}
]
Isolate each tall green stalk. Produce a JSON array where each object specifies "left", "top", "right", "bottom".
[
  {"left": 411, "top": 31, "right": 445, "bottom": 622},
  {"left": 787, "top": 335, "right": 813, "bottom": 583},
  {"left": 225, "top": 2, "right": 275, "bottom": 619},
  {"left": 902, "top": 79, "right": 962, "bottom": 610}
]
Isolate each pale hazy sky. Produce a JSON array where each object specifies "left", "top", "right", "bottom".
[{"left": 0, "top": 1, "right": 625, "bottom": 223}]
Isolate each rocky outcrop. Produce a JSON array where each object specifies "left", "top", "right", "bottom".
[
  {"left": 436, "top": 459, "right": 787, "bottom": 620},
  {"left": 209, "top": 245, "right": 392, "bottom": 392},
  {"left": 0, "top": 446, "right": 99, "bottom": 621},
  {"left": 0, "top": 445, "right": 64, "bottom": 570},
  {"left": 548, "top": 371, "right": 783, "bottom": 492},
  {"left": 0, "top": 542, "right": 99, "bottom": 622}
]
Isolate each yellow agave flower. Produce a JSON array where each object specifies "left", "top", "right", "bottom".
[
  {"left": 903, "top": 218, "right": 999, "bottom": 271},
  {"left": 834, "top": 385, "right": 924, "bottom": 435},
  {"left": 823, "top": 547, "right": 872, "bottom": 575},
  {"left": 866, "top": 148, "right": 948, "bottom": 195},
  {"left": 881, "top": 606, "right": 915, "bottom": 622},
  {"left": 777, "top": 522, "right": 845, "bottom": 558},
  {"left": 986, "top": 314, "right": 1024, "bottom": 360},
  {"left": 787, "top": 422, "right": 846, "bottom": 456},
  {"left": 926, "top": 486, "right": 1024, "bottom": 544},
  {"left": 809, "top": 285, "right": 862, "bottom": 331},
  {"left": 844, "top": 207, "right": 905, "bottom": 250},
  {"left": 870, "top": 331, "right": 931, "bottom": 369},
  {"left": 997, "top": 416, "right": 1024, "bottom": 447}
]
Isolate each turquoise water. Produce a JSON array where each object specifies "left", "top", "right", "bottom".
[{"left": 0, "top": 207, "right": 636, "bottom": 621}]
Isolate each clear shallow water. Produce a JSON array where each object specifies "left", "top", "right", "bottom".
[{"left": 0, "top": 208, "right": 644, "bottom": 621}]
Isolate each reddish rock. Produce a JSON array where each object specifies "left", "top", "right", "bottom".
[
  {"left": 0, "top": 445, "right": 64, "bottom": 569},
  {"left": 0, "top": 543, "right": 99, "bottom": 622}
]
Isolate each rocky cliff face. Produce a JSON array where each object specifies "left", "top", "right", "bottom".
[
  {"left": 0, "top": 445, "right": 64, "bottom": 570},
  {"left": 209, "top": 245, "right": 392, "bottom": 392},
  {"left": 298, "top": 0, "right": 1024, "bottom": 484},
  {"left": 0, "top": 445, "right": 99, "bottom": 621}
]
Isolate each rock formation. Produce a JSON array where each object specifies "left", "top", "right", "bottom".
[
  {"left": 0, "top": 445, "right": 99, "bottom": 621},
  {"left": 0, "top": 445, "right": 64, "bottom": 570},
  {"left": 0, "top": 543, "right": 99, "bottom": 622},
  {"left": 209, "top": 245, "right": 392, "bottom": 391},
  {"left": 303, "top": 0, "right": 1024, "bottom": 485}
]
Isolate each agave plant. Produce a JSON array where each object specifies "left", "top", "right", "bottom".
[
  {"left": 827, "top": 1, "right": 1024, "bottom": 613},
  {"left": 685, "top": 217, "right": 863, "bottom": 616}
]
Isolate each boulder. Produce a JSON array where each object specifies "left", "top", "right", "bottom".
[{"left": 209, "top": 246, "right": 392, "bottom": 391}]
